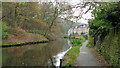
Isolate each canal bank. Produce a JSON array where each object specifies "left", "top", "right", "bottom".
[
  {"left": 2, "top": 33, "right": 48, "bottom": 47},
  {"left": 53, "top": 40, "right": 72, "bottom": 66}
]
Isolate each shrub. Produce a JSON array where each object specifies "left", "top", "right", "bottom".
[
  {"left": 70, "top": 37, "right": 85, "bottom": 46},
  {"left": 86, "top": 36, "right": 94, "bottom": 48},
  {"left": 83, "top": 35, "right": 88, "bottom": 40}
]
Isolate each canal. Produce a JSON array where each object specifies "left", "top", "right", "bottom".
[{"left": 2, "top": 38, "right": 71, "bottom": 66}]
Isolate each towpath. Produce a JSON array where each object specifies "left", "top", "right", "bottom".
[{"left": 74, "top": 40, "right": 103, "bottom": 66}]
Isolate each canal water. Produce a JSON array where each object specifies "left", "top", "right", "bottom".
[{"left": 2, "top": 38, "right": 71, "bottom": 66}]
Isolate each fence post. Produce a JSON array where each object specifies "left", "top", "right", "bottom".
[{"left": 60, "top": 59, "right": 63, "bottom": 68}]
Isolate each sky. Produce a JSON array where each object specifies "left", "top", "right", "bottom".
[
  {"left": 72, "top": 5, "right": 93, "bottom": 24},
  {"left": 59, "top": 0, "right": 93, "bottom": 24},
  {"left": 69, "top": 0, "right": 95, "bottom": 24}
]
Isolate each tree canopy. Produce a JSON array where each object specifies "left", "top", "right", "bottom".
[{"left": 88, "top": 2, "right": 120, "bottom": 37}]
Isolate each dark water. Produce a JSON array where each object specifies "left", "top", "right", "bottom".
[{"left": 2, "top": 38, "right": 70, "bottom": 66}]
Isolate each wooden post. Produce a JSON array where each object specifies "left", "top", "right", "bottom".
[{"left": 60, "top": 59, "right": 63, "bottom": 68}]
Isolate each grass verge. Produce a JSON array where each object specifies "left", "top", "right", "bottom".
[
  {"left": 62, "top": 36, "right": 85, "bottom": 66},
  {"left": 62, "top": 45, "right": 80, "bottom": 66}
]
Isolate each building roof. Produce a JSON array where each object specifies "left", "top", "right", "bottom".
[{"left": 71, "top": 24, "right": 86, "bottom": 29}]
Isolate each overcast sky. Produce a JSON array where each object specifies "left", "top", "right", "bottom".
[
  {"left": 72, "top": 5, "right": 93, "bottom": 24},
  {"left": 59, "top": 0, "right": 93, "bottom": 24}
]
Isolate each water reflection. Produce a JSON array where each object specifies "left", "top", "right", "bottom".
[{"left": 2, "top": 38, "right": 69, "bottom": 66}]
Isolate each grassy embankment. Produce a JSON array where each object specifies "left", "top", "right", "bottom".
[
  {"left": 2, "top": 22, "right": 49, "bottom": 46},
  {"left": 62, "top": 36, "right": 86, "bottom": 66}
]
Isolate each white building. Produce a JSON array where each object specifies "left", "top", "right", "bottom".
[{"left": 68, "top": 24, "right": 89, "bottom": 36}]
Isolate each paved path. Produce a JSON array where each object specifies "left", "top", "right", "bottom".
[{"left": 74, "top": 40, "right": 102, "bottom": 66}]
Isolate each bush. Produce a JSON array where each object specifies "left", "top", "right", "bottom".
[
  {"left": 70, "top": 37, "right": 85, "bottom": 46},
  {"left": 83, "top": 35, "right": 88, "bottom": 40},
  {"left": 86, "top": 36, "right": 94, "bottom": 48},
  {"left": 71, "top": 39, "right": 81, "bottom": 45}
]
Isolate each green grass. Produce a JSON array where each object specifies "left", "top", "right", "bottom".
[
  {"left": 62, "top": 36, "right": 85, "bottom": 66},
  {"left": 62, "top": 45, "right": 80, "bottom": 66}
]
